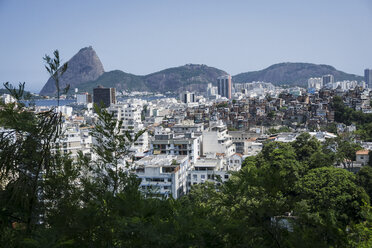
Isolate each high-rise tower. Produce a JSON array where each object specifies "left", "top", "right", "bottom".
[
  {"left": 365, "top": 69, "right": 372, "bottom": 88},
  {"left": 93, "top": 86, "right": 116, "bottom": 108},
  {"left": 217, "top": 75, "right": 232, "bottom": 99}
]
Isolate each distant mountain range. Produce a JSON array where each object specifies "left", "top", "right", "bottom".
[
  {"left": 39, "top": 47, "right": 364, "bottom": 95},
  {"left": 232, "top": 63, "right": 363, "bottom": 86}
]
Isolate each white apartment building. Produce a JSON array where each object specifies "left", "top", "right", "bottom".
[
  {"left": 202, "top": 121, "right": 235, "bottom": 157},
  {"left": 187, "top": 154, "right": 231, "bottom": 191},
  {"left": 54, "top": 127, "right": 93, "bottom": 159},
  {"left": 172, "top": 121, "right": 204, "bottom": 135},
  {"left": 133, "top": 155, "right": 189, "bottom": 199},
  {"left": 308, "top": 77, "right": 323, "bottom": 90},
  {"left": 108, "top": 103, "right": 149, "bottom": 153},
  {"left": 356, "top": 150, "right": 370, "bottom": 166},
  {"left": 244, "top": 141, "right": 263, "bottom": 156},
  {"left": 180, "top": 91, "right": 196, "bottom": 103},
  {"left": 206, "top": 83, "right": 218, "bottom": 97},
  {"left": 228, "top": 153, "right": 243, "bottom": 171},
  {"left": 76, "top": 93, "right": 91, "bottom": 104},
  {"left": 56, "top": 106, "right": 73, "bottom": 117},
  {"left": 150, "top": 128, "right": 201, "bottom": 164}
]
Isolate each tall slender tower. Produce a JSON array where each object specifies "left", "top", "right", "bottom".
[
  {"left": 217, "top": 75, "right": 232, "bottom": 99},
  {"left": 365, "top": 69, "right": 372, "bottom": 89}
]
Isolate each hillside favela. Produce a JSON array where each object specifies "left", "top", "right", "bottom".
[{"left": 1, "top": 1, "right": 372, "bottom": 247}]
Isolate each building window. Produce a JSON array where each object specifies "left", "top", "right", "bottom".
[
  {"left": 193, "top": 174, "right": 197, "bottom": 180},
  {"left": 201, "top": 175, "right": 205, "bottom": 179},
  {"left": 224, "top": 174, "right": 229, "bottom": 179}
]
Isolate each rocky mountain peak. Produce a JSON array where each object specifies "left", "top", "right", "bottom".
[{"left": 39, "top": 46, "right": 104, "bottom": 95}]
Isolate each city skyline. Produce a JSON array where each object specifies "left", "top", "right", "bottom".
[{"left": 1, "top": 0, "right": 372, "bottom": 92}]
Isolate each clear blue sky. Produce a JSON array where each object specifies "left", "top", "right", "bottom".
[{"left": 1, "top": 0, "right": 371, "bottom": 92}]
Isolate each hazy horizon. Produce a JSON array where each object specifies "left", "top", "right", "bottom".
[{"left": 1, "top": 0, "right": 371, "bottom": 93}]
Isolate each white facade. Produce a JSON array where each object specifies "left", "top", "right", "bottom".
[
  {"left": 202, "top": 121, "right": 235, "bottom": 157},
  {"left": 308, "top": 77, "right": 322, "bottom": 90},
  {"left": 356, "top": 150, "right": 370, "bottom": 166},
  {"left": 244, "top": 141, "right": 263, "bottom": 156},
  {"left": 54, "top": 127, "right": 93, "bottom": 159},
  {"left": 109, "top": 103, "right": 149, "bottom": 153},
  {"left": 151, "top": 129, "right": 201, "bottom": 164},
  {"left": 133, "top": 155, "right": 189, "bottom": 199},
  {"left": 180, "top": 91, "right": 196, "bottom": 103},
  {"left": 207, "top": 83, "right": 218, "bottom": 97},
  {"left": 76, "top": 93, "right": 90, "bottom": 104},
  {"left": 57, "top": 106, "right": 73, "bottom": 117},
  {"left": 228, "top": 153, "right": 243, "bottom": 171},
  {"left": 187, "top": 155, "right": 231, "bottom": 191}
]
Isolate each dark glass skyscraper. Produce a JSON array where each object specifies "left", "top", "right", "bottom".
[
  {"left": 93, "top": 86, "right": 116, "bottom": 108},
  {"left": 322, "top": 74, "right": 334, "bottom": 85}
]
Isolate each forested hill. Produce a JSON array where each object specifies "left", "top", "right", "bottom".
[
  {"left": 77, "top": 64, "right": 227, "bottom": 94},
  {"left": 233, "top": 62, "right": 363, "bottom": 87}
]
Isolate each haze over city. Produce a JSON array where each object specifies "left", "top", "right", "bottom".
[{"left": 1, "top": 0, "right": 372, "bottom": 92}]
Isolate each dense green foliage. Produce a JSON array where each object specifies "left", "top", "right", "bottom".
[
  {"left": 332, "top": 96, "right": 372, "bottom": 141},
  {"left": 267, "top": 126, "right": 291, "bottom": 134}
]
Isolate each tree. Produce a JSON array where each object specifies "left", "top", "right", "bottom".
[
  {"left": 292, "top": 133, "right": 322, "bottom": 165},
  {"left": 357, "top": 166, "right": 372, "bottom": 201},
  {"left": 0, "top": 86, "right": 64, "bottom": 242},
  {"left": 0, "top": 50, "right": 70, "bottom": 246},
  {"left": 294, "top": 167, "right": 369, "bottom": 246},
  {"left": 90, "top": 104, "right": 145, "bottom": 194},
  {"left": 258, "top": 142, "right": 303, "bottom": 194},
  {"left": 43, "top": 50, "right": 69, "bottom": 106}
]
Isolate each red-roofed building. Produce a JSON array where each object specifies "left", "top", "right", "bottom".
[{"left": 356, "top": 150, "right": 370, "bottom": 166}]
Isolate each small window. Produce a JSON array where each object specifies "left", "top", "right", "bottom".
[
  {"left": 224, "top": 174, "right": 229, "bottom": 179},
  {"left": 201, "top": 175, "right": 205, "bottom": 179}
]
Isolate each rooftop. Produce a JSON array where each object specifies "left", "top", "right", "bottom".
[
  {"left": 136, "top": 155, "right": 187, "bottom": 167},
  {"left": 356, "top": 150, "right": 369, "bottom": 155}
]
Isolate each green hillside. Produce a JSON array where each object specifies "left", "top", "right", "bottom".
[{"left": 233, "top": 62, "right": 363, "bottom": 87}]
